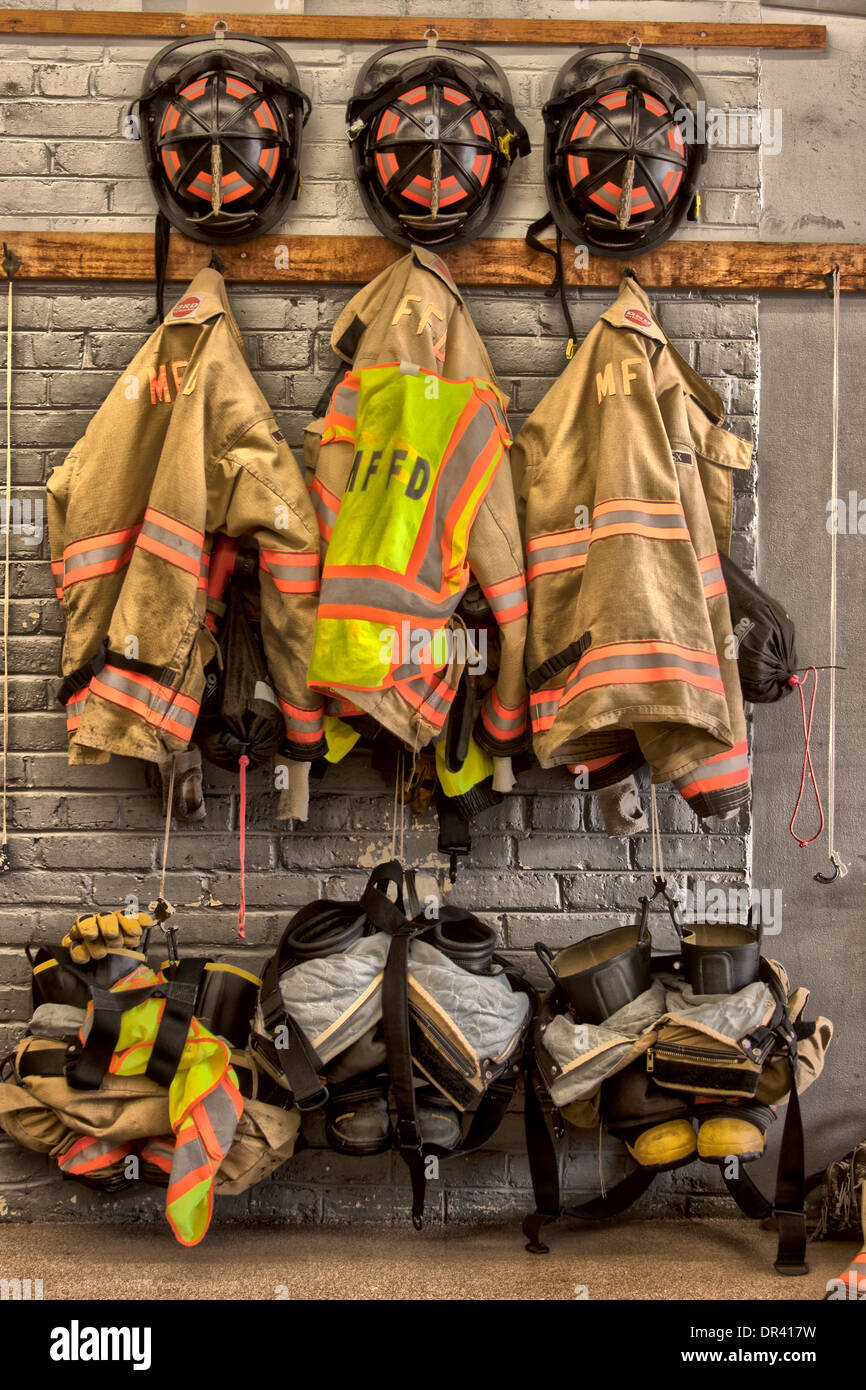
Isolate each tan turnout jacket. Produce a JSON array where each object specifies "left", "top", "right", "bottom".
[
  {"left": 305, "top": 248, "right": 528, "bottom": 764},
  {"left": 512, "top": 275, "right": 752, "bottom": 818},
  {"left": 46, "top": 270, "right": 324, "bottom": 812}
]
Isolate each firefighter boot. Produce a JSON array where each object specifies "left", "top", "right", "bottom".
[{"left": 695, "top": 1101, "right": 776, "bottom": 1165}]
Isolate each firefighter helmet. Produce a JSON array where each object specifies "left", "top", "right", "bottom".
[
  {"left": 137, "top": 31, "right": 311, "bottom": 244},
  {"left": 348, "top": 40, "right": 530, "bottom": 249},
  {"left": 542, "top": 44, "right": 706, "bottom": 258}
]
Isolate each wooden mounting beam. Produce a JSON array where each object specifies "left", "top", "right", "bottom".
[
  {"left": 0, "top": 9, "right": 826, "bottom": 49},
  {"left": 0, "top": 232, "right": 862, "bottom": 292}
]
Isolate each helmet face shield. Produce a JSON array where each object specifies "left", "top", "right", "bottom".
[
  {"left": 348, "top": 42, "right": 529, "bottom": 250},
  {"left": 542, "top": 45, "right": 706, "bottom": 258},
  {"left": 138, "top": 35, "right": 311, "bottom": 244}
]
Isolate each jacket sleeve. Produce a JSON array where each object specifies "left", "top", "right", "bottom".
[
  {"left": 467, "top": 459, "right": 529, "bottom": 762},
  {"left": 45, "top": 453, "right": 74, "bottom": 618},
  {"left": 216, "top": 417, "right": 325, "bottom": 816}
]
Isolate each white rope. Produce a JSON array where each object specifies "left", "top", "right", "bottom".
[
  {"left": 826, "top": 268, "right": 847, "bottom": 878},
  {"left": 650, "top": 783, "right": 664, "bottom": 883},
  {"left": 1, "top": 274, "right": 12, "bottom": 868}
]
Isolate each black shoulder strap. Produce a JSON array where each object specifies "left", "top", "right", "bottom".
[
  {"left": 150, "top": 211, "right": 171, "bottom": 326},
  {"left": 723, "top": 1041, "right": 808, "bottom": 1275},
  {"left": 257, "top": 929, "right": 328, "bottom": 1113},
  {"left": 66, "top": 978, "right": 160, "bottom": 1091},
  {"left": 521, "top": 1048, "right": 659, "bottom": 1253},
  {"left": 145, "top": 958, "right": 208, "bottom": 1088},
  {"left": 525, "top": 213, "right": 578, "bottom": 355}
]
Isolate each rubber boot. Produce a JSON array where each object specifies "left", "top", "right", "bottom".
[
  {"left": 325, "top": 1073, "right": 393, "bottom": 1156},
  {"left": 602, "top": 1061, "right": 696, "bottom": 1170},
  {"left": 695, "top": 1101, "right": 775, "bottom": 1165},
  {"left": 415, "top": 1086, "right": 462, "bottom": 1150},
  {"left": 624, "top": 1118, "right": 698, "bottom": 1171}
]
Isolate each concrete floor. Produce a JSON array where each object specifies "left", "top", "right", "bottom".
[{"left": 0, "top": 1218, "right": 857, "bottom": 1300}]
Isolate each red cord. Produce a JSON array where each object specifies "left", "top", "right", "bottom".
[
  {"left": 237, "top": 754, "right": 249, "bottom": 939},
  {"left": 788, "top": 669, "right": 824, "bottom": 847}
]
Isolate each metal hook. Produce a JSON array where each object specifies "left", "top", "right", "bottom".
[
  {"left": 821, "top": 264, "right": 840, "bottom": 298},
  {"left": 213, "top": 19, "right": 227, "bottom": 43},
  {"left": 814, "top": 851, "right": 848, "bottom": 885},
  {"left": 424, "top": 26, "right": 439, "bottom": 50},
  {"left": 2, "top": 242, "right": 21, "bottom": 280},
  {"left": 627, "top": 33, "right": 643, "bottom": 58}
]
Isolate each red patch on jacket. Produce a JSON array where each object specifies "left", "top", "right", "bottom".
[
  {"left": 172, "top": 296, "right": 201, "bottom": 319},
  {"left": 624, "top": 308, "right": 652, "bottom": 329}
]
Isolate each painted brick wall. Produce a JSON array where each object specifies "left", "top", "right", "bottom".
[{"left": 0, "top": 14, "right": 760, "bottom": 1225}]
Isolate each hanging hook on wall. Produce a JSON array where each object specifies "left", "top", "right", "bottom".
[
  {"left": 1, "top": 243, "right": 21, "bottom": 281},
  {"left": 424, "top": 26, "right": 439, "bottom": 50},
  {"left": 627, "top": 33, "right": 643, "bottom": 59},
  {"left": 821, "top": 263, "right": 840, "bottom": 297},
  {"left": 213, "top": 19, "right": 227, "bottom": 43},
  {"left": 814, "top": 852, "right": 847, "bottom": 885},
  {"left": 209, "top": 248, "right": 226, "bottom": 274}
]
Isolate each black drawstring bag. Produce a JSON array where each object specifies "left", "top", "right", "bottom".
[
  {"left": 720, "top": 552, "right": 798, "bottom": 703},
  {"left": 195, "top": 581, "right": 285, "bottom": 770}
]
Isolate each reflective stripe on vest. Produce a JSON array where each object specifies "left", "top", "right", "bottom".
[
  {"left": 79, "top": 961, "right": 243, "bottom": 1247},
  {"left": 309, "top": 363, "right": 508, "bottom": 694}
]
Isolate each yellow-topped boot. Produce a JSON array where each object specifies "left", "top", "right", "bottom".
[
  {"left": 626, "top": 1118, "right": 698, "bottom": 1170},
  {"left": 695, "top": 1103, "right": 775, "bottom": 1165}
]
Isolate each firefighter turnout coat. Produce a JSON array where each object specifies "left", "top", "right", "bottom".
[
  {"left": 511, "top": 275, "right": 752, "bottom": 819},
  {"left": 46, "top": 271, "right": 324, "bottom": 813},
  {"left": 306, "top": 248, "right": 528, "bottom": 766}
]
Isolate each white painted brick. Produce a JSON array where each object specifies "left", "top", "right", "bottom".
[
  {"left": 0, "top": 99, "right": 123, "bottom": 137},
  {"left": 52, "top": 139, "right": 144, "bottom": 177},
  {"left": 36, "top": 63, "right": 93, "bottom": 98},
  {"left": 700, "top": 189, "right": 761, "bottom": 227},
  {"left": 0, "top": 61, "right": 33, "bottom": 97},
  {"left": 91, "top": 63, "right": 146, "bottom": 99},
  {"left": 108, "top": 179, "right": 158, "bottom": 216},
  {"left": 0, "top": 177, "right": 108, "bottom": 215},
  {"left": 0, "top": 140, "right": 51, "bottom": 174}
]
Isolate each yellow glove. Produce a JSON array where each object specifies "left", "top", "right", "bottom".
[{"left": 61, "top": 910, "right": 153, "bottom": 965}]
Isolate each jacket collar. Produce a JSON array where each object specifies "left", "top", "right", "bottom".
[
  {"left": 600, "top": 274, "right": 729, "bottom": 424},
  {"left": 163, "top": 268, "right": 246, "bottom": 353},
  {"left": 600, "top": 274, "right": 667, "bottom": 346},
  {"left": 410, "top": 246, "right": 464, "bottom": 304},
  {"left": 329, "top": 249, "right": 464, "bottom": 362}
]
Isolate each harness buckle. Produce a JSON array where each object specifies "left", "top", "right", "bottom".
[{"left": 397, "top": 1116, "right": 423, "bottom": 1152}]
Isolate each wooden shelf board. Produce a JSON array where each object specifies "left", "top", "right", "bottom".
[
  {"left": 0, "top": 10, "right": 826, "bottom": 49},
  {"left": 0, "top": 231, "right": 862, "bottom": 291}
]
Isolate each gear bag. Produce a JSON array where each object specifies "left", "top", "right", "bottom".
[
  {"left": 720, "top": 552, "right": 799, "bottom": 704},
  {"left": 251, "top": 861, "right": 533, "bottom": 1225},
  {"left": 195, "top": 563, "right": 285, "bottom": 773},
  {"left": 524, "top": 882, "right": 833, "bottom": 1274},
  {"left": 0, "top": 936, "right": 300, "bottom": 1240}
]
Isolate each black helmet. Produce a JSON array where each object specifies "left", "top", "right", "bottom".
[
  {"left": 347, "top": 39, "right": 529, "bottom": 249},
  {"left": 137, "top": 29, "right": 311, "bottom": 244},
  {"left": 542, "top": 43, "right": 706, "bottom": 258}
]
